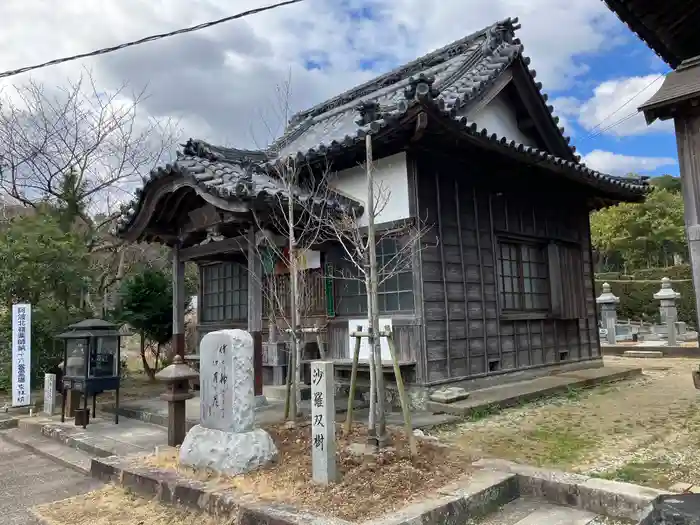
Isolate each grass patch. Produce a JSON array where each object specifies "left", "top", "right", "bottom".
[
  {"left": 596, "top": 461, "right": 676, "bottom": 488},
  {"left": 522, "top": 427, "right": 596, "bottom": 466}
]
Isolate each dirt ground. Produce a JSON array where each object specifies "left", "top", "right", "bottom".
[
  {"left": 435, "top": 355, "right": 700, "bottom": 491},
  {"left": 144, "top": 422, "right": 473, "bottom": 521}
]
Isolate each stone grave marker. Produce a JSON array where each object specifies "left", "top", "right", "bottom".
[
  {"left": 311, "top": 360, "right": 336, "bottom": 484},
  {"left": 43, "top": 373, "right": 56, "bottom": 416},
  {"left": 180, "top": 329, "right": 277, "bottom": 476}
]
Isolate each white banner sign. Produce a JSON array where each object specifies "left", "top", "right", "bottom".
[
  {"left": 348, "top": 318, "right": 392, "bottom": 362},
  {"left": 12, "top": 303, "right": 31, "bottom": 407}
]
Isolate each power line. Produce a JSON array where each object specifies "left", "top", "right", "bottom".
[
  {"left": 0, "top": 0, "right": 305, "bottom": 80},
  {"left": 581, "top": 74, "right": 663, "bottom": 141}
]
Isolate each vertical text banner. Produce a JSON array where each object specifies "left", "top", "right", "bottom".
[
  {"left": 12, "top": 303, "right": 31, "bottom": 407},
  {"left": 311, "top": 360, "right": 336, "bottom": 484}
]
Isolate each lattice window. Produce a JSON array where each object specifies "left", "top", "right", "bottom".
[
  {"left": 335, "top": 237, "right": 414, "bottom": 315},
  {"left": 497, "top": 241, "right": 550, "bottom": 312},
  {"left": 200, "top": 262, "right": 248, "bottom": 322}
]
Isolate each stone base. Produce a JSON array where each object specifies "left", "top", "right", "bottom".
[{"left": 179, "top": 424, "right": 278, "bottom": 476}]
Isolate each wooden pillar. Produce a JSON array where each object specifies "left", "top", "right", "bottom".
[
  {"left": 640, "top": 58, "right": 700, "bottom": 334},
  {"left": 675, "top": 113, "right": 700, "bottom": 334},
  {"left": 172, "top": 244, "right": 186, "bottom": 358},
  {"left": 248, "top": 228, "right": 264, "bottom": 396}
]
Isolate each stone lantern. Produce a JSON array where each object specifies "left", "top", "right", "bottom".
[
  {"left": 155, "top": 355, "right": 199, "bottom": 447},
  {"left": 596, "top": 283, "right": 619, "bottom": 345},
  {"left": 654, "top": 277, "right": 681, "bottom": 346}
]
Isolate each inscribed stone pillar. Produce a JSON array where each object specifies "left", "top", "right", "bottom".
[
  {"left": 198, "top": 330, "right": 254, "bottom": 433},
  {"left": 596, "top": 283, "right": 619, "bottom": 345},
  {"left": 654, "top": 277, "right": 680, "bottom": 347},
  {"left": 311, "top": 361, "right": 336, "bottom": 484},
  {"left": 43, "top": 373, "right": 56, "bottom": 416},
  {"left": 180, "top": 329, "right": 277, "bottom": 476}
]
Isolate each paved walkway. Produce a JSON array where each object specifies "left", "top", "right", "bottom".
[{"left": 0, "top": 438, "right": 101, "bottom": 525}]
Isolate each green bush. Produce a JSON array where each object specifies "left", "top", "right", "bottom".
[{"left": 595, "top": 264, "right": 696, "bottom": 327}]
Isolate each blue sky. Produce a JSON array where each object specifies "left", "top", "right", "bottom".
[{"left": 299, "top": 1, "right": 682, "bottom": 178}]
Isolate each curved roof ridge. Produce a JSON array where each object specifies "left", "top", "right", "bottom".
[{"left": 286, "top": 17, "right": 520, "bottom": 128}]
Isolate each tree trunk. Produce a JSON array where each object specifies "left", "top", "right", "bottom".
[
  {"left": 288, "top": 190, "right": 302, "bottom": 420},
  {"left": 365, "top": 134, "right": 386, "bottom": 446},
  {"left": 140, "top": 331, "right": 156, "bottom": 381}
]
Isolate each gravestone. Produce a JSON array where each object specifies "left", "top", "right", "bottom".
[
  {"left": 179, "top": 329, "right": 278, "bottom": 476},
  {"left": 311, "top": 361, "right": 336, "bottom": 484},
  {"left": 596, "top": 283, "right": 619, "bottom": 345},
  {"left": 43, "top": 373, "right": 56, "bottom": 416},
  {"left": 654, "top": 277, "right": 681, "bottom": 346}
]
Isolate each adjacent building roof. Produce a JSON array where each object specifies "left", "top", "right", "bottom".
[
  {"left": 116, "top": 17, "right": 649, "bottom": 239},
  {"left": 602, "top": 0, "right": 700, "bottom": 69},
  {"left": 639, "top": 56, "right": 700, "bottom": 123}
]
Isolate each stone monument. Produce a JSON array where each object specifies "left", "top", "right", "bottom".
[
  {"left": 43, "top": 373, "right": 56, "bottom": 416},
  {"left": 311, "top": 361, "right": 336, "bottom": 484},
  {"left": 179, "top": 329, "right": 278, "bottom": 476},
  {"left": 654, "top": 277, "right": 681, "bottom": 346},
  {"left": 596, "top": 283, "right": 619, "bottom": 345}
]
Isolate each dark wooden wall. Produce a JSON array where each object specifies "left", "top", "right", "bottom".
[{"left": 415, "top": 151, "right": 600, "bottom": 385}]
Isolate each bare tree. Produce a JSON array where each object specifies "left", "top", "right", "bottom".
[
  {"left": 247, "top": 156, "right": 339, "bottom": 421},
  {"left": 324, "top": 136, "right": 432, "bottom": 448},
  {"left": 0, "top": 68, "right": 181, "bottom": 311}
]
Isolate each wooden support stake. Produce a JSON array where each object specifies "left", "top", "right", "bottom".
[
  {"left": 385, "top": 325, "right": 416, "bottom": 457},
  {"left": 344, "top": 325, "right": 363, "bottom": 435}
]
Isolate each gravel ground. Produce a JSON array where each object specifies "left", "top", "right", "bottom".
[{"left": 435, "top": 356, "right": 700, "bottom": 489}]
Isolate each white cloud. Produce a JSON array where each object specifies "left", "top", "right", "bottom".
[
  {"left": 553, "top": 75, "right": 674, "bottom": 137},
  {"left": 582, "top": 150, "right": 677, "bottom": 175},
  {"left": 0, "top": 0, "right": 632, "bottom": 149}
]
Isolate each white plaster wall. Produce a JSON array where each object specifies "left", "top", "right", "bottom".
[
  {"left": 329, "top": 152, "right": 410, "bottom": 228},
  {"left": 470, "top": 92, "right": 537, "bottom": 147}
]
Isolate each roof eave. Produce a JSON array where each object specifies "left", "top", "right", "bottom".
[
  {"left": 602, "top": 0, "right": 681, "bottom": 68},
  {"left": 418, "top": 99, "right": 649, "bottom": 202}
]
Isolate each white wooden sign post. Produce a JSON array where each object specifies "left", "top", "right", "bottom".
[
  {"left": 12, "top": 303, "right": 32, "bottom": 407},
  {"left": 311, "top": 360, "right": 336, "bottom": 484}
]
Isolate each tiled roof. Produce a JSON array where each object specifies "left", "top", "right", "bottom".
[
  {"left": 116, "top": 17, "right": 649, "bottom": 237},
  {"left": 115, "top": 150, "right": 360, "bottom": 236}
]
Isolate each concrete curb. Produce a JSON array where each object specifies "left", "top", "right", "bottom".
[
  {"left": 0, "top": 429, "right": 90, "bottom": 475},
  {"left": 18, "top": 420, "right": 115, "bottom": 458},
  {"left": 0, "top": 417, "right": 18, "bottom": 430},
  {"left": 427, "top": 367, "right": 642, "bottom": 417},
  {"left": 603, "top": 345, "right": 700, "bottom": 358},
  {"left": 90, "top": 456, "right": 519, "bottom": 525},
  {"left": 473, "top": 458, "right": 669, "bottom": 522}
]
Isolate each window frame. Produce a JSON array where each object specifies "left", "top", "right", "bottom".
[
  {"left": 199, "top": 261, "right": 248, "bottom": 323},
  {"left": 333, "top": 237, "right": 414, "bottom": 316},
  {"left": 496, "top": 237, "right": 551, "bottom": 314}
]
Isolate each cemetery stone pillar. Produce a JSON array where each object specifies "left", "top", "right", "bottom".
[
  {"left": 654, "top": 277, "right": 681, "bottom": 347},
  {"left": 596, "top": 283, "right": 619, "bottom": 345}
]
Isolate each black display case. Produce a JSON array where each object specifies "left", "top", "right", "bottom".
[{"left": 56, "top": 319, "right": 126, "bottom": 428}]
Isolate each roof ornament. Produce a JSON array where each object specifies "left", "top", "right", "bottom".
[
  {"left": 404, "top": 74, "right": 440, "bottom": 102},
  {"left": 482, "top": 18, "right": 517, "bottom": 53},
  {"left": 355, "top": 100, "right": 381, "bottom": 126}
]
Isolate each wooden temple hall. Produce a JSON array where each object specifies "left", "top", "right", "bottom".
[{"left": 115, "top": 18, "right": 649, "bottom": 407}]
